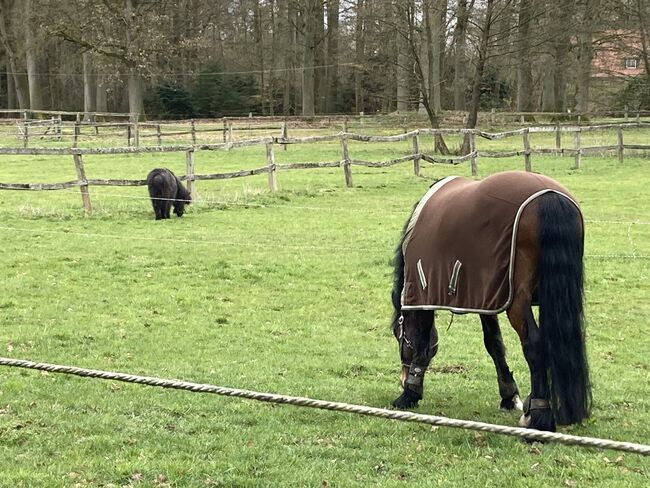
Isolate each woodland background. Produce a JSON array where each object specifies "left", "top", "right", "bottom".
[{"left": 0, "top": 0, "right": 649, "bottom": 122}]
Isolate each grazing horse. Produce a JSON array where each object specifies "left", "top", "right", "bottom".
[
  {"left": 391, "top": 171, "right": 591, "bottom": 432},
  {"left": 146, "top": 168, "right": 191, "bottom": 220}
]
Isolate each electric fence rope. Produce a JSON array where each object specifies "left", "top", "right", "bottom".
[{"left": 0, "top": 357, "right": 649, "bottom": 456}]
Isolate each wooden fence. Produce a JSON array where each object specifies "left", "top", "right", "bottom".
[
  {"left": 1, "top": 123, "right": 649, "bottom": 215},
  {"left": 3, "top": 109, "right": 650, "bottom": 149}
]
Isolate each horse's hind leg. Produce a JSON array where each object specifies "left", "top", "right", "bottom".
[
  {"left": 153, "top": 200, "right": 163, "bottom": 220},
  {"left": 480, "top": 314, "right": 522, "bottom": 411},
  {"left": 163, "top": 201, "right": 172, "bottom": 219},
  {"left": 507, "top": 303, "right": 556, "bottom": 432}
]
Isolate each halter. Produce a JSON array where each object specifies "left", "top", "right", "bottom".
[
  {"left": 397, "top": 313, "right": 439, "bottom": 369},
  {"left": 397, "top": 315, "right": 413, "bottom": 368}
]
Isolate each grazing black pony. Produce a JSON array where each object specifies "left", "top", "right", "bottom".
[
  {"left": 390, "top": 171, "right": 591, "bottom": 432},
  {"left": 146, "top": 168, "right": 191, "bottom": 220}
]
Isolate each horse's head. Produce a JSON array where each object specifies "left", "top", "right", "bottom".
[
  {"left": 392, "top": 307, "right": 437, "bottom": 388},
  {"left": 174, "top": 188, "right": 192, "bottom": 217},
  {"left": 391, "top": 249, "right": 437, "bottom": 389}
]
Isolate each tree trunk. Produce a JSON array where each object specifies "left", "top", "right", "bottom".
[
  {"left": 425, "top": 0, "right": 446, "bottom": 113},
  {"left": 82, "top": 51, "right": 94, "bottom": 120},
  {"left": 301, "top": 0, "right": 317, "bottom": 116},
  {"left": 314, "top": 0, "right": 326, "bottom": 113},
  {"left": 516, "top": 0, "right": 534, "bottom": 112},
  {"left": 125, "top": 0, "right": 143, "bottom": 118},
  {"left": 277, "top": 0, "right": 292, "bottom": 114},
  {"left": 0, "top": 0, "right": 27, "bottom": 109},
  {"left": 96, "top": 73, "right": 108, "bottom": 112},
  {"left": 404, "top": 0, "right": 449, "bottom": 153},
  {"left": 463, "top": 0, "right": 495, "bottom": 152},
  {"left": 24, "top": 0, "right": 43, "bottom": 111},
  {"left": 325, "top": 0, "right": 339, "bottom": 113},
  {"left": 453, "top": 0, "right": 471, "bottom": 110},
  {"left": 6, "top": 61, "right": 15, "bottom": 108},
  {"left": 576, "top": 0, "right": 600, "bottom": 112},
  {"left": 354, "top": 0, "right": 365, "bottom": 113},
  {"left": 551, "top": 0, "right": 574, "bottom": 112},
  {"left": 395, "top": 3, "right": 410, "bottom": 112},
  {"left": 541, "top": 56, "right": 555, "bottom": 110},
  {"left": 253, "top": 1, "right": 266, "bottom": 115}
]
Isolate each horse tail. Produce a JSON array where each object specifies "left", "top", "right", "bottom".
[{"left": 537, "top": 192, "right": 591, "bottom": 425}]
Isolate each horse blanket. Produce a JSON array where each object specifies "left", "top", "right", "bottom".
[{"left": 400, "top": 171, "right": 580, "bottom": 314}]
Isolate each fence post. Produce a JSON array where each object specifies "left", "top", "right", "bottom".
[
  {"left": 281, "top": 120, "right": 288, "bottom": 151},
  {"left": 412, "top": 131, "right": 420, "bottom": 176},
  {"left": 341, "top": 134, "right": 353, "bottom": 188},
  {"left": 73, "top": 122, "right": 80, "bottom": 147},
  {"left": 156, "top": 124, "right": 162, "bottom": 147},
  {"left": 190, "top": 119, "right": 196, "bottom": 145},
  {"left": 266, "top": 142, "right": 278, "bottom": 192},
  {"left": 127, "top": 123, "right": 132, "bottom": 147},
  {"left": 228, "top": 121, "right": 233, "bottom": 144},
  {"left": 23, "top": 122, "right": 29, "bottom": 148},
  {"left": 636, "top": 111, "right": 640, "bottom": 124},
  {"left": 555, "top": 122, "right": 561, "bottom": 152},
  {"left": 222, "top": 117, "right": 227, "bottom": 143},
  {"left": 73, "top": 152, "right": 92, "bottom": 215},
  {"left": 343, "top": 115, "right": 348, "bottom": 133},
  {"left": 617, "top": 125, "right": 624, "bottom": 164},
  {"left": 133, "top": 120, "right": 140, "bottom": 148},
  {"left": 185, "top": 148, "right": 195, "bottom": 199},
  {"left": 523, "top": 128, "right": 532, "bottom": 172},
  {"left": 469, "top": 131, "right": 478, "bottom": 176},
  {"left": 573, "top": 129, "right": 582, "bottom": 169}
]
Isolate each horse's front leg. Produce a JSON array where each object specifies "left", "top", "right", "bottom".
[{"left": 393, "top": 311, "right": 437, "bottom": 410}]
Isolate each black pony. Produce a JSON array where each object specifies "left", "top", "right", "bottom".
[
  {"left": 146, "top": 168, "right": 191, "bottom": 220},
  {"left": 390, "top": 171, "right": 591, "bottom": 432}
]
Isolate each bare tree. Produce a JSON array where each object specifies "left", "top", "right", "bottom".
[
  {"left": 0, "top": 0, "right": 26, "bottom": 109},
  {"left": 301, "top": 0, "right": 318, "bottom": 115},
  {"left": 354, "top": 0, "right": 365, "bottom": 113},
  {"left": 325, "top": 0, "right": 340, "bottom": 113},
  {"left": 462, "top": 0, "right": 497, "bottom": 153},
  {"left": 575, "top": 0, "right": 602, "bottom": 112},
  {"left": 516, "top": 0, "right": 534, "bottom": 112},
  {"left": 452, "top": 0, "right": 473, "bottom": 110},
  {"left": 24, "top": 0, "right": 42, "bottom": 111}
]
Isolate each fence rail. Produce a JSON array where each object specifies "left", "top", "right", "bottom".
[
  {"left": 2, "top": 109, "right": 650, "bottom": 149},
  {"left": 2, "top": 124, "right": 650, "bottom": 214}
]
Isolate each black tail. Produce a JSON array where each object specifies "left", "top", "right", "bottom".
[{"left": 538, "top": 192, "right": 591, "bottom": 425}]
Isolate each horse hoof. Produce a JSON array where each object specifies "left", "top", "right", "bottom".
[
  {"left": 392, "top": 388, "right": 422, "bottom": 410},
  {"left": 519, "top": 413, "right": 531, "bottom": 427},
  {"left": 500, "top": 394, "right": 524, "bottom": 411}
]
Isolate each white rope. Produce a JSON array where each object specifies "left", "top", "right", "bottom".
[{"left": 0, "top": 357, "right": 648, "bottom": 456}]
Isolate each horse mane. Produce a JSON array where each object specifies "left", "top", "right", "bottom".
[{"left": 391, "top": 204, "right": 417, "bottom": 333}]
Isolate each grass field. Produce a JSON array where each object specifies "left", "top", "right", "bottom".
[{"left": 1, "top": 128, "right": 649, "bottom": 487}]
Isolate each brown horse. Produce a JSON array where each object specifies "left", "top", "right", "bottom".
[{"left": 390, "top": 171, "right": 591, "bottom": 432}]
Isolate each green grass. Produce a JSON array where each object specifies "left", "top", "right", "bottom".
[{"left": 1, "top": 130, "right": 650, "bottom": 487}]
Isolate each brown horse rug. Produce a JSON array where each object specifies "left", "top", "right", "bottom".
[{"left": 401, "top": 171, "right": 581, "bottom": 314}]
